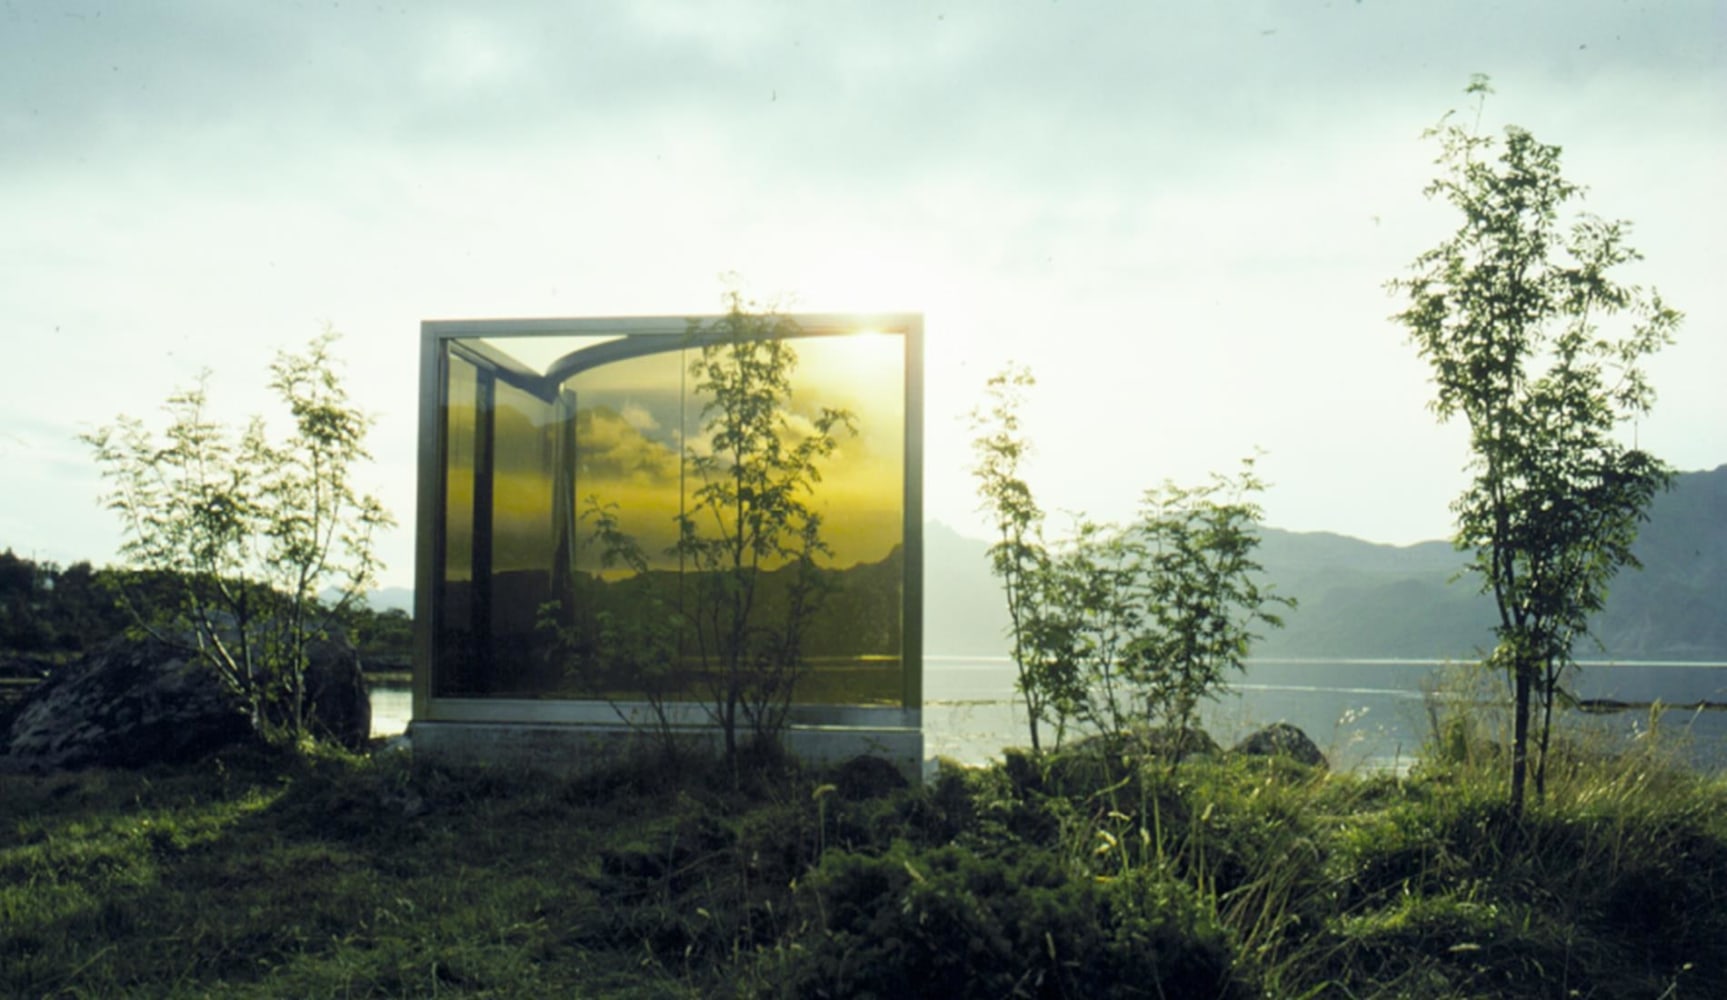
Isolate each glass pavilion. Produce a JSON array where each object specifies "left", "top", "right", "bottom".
[{"left": 409, "top": 313, "right": 923, "bottom": 772}]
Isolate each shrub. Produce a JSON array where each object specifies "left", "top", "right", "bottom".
[{"left": 788, "top": 843, "right": 1247, "bottom": 999}]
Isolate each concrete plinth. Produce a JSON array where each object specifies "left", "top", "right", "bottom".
[{"left": 408, "top": 719, "right": 923, "bottom": 781}]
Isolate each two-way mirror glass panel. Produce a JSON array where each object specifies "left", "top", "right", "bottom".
[{"left": 426, "top": 318, "right": 914, "bottom": 711}]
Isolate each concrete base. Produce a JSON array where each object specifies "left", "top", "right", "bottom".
[{"left": 407, "top": 719, "right": 924, "bottom": 782}]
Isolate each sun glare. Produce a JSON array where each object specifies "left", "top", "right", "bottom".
[{"left": 821, "top": 329, "right": 903, "bottom": 379}]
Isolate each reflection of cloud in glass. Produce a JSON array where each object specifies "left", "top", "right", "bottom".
[
  {"left": 619, "top": 402, "right": 659, "bottom": 433},
  {"left": 670, "top": 335, "right": 906, "bottom": 569},
  {"left": 460, "top": 330, "right": 908, "bottom": 571},
  {"left": 577, "top": 406, "right": 681, "bottom": 487}
]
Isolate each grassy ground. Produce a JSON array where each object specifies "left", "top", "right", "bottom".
[{"left": 3, "top": 721, "right": 1724, "bottom": 998}]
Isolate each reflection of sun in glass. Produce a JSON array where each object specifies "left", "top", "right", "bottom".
[
  {"left": 782, "top": 332, "right": 906, "bottom": 570},
  {"left": 794, "top": 331, "right": 904, "bottom": 420},
  {"left": 822, "top": 331, "right": 901, "bottom": 382},
  {"left": 792, "top": 333, "right": 905, "bottom": 445}
]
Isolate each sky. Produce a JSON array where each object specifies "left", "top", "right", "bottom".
[{"left": 3, "top": 0, "right": 1723, "bottom": 589}]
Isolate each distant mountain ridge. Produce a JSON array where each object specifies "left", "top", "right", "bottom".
[
  {"left": 926, "top": 465, "right": 1727, "bottom": 662},
  {"left": 369, "top": 587, "right": 414, "bottom": 615}
]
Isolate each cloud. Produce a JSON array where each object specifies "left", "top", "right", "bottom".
[
  {"left": 618, "top": 403, "right": 660, "bottom": 433},
  {"left": 9, "top": 1, "right": 1715, "bottom": 192},
  {"left": 2, "top": 0, "right": 1721, "bottom": 583},
  {"left": 576, "top": 405, "right": 681, "bottom": 488}
]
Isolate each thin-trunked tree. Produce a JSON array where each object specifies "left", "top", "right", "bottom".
[
  {"left": 537, "top": 297, "right": 858, "bottom": 767},
  {"left": 971, "top": 365, "right": 1288, "bottom": 759},
  {"left": 968, "top": 365, "right": 1078, "bottom": 751},
  {"left": 1390, "top": 77, "right": 1678, "bottom": 813},
  {"left": 83, "top": 330, "right": 393, "bottom": 744},
  {"left": 676, "top": 295, "right": 857, "bottom": 764},
  {"left": 1124, "top": 461, "right": 1290, "bottom": 766}
]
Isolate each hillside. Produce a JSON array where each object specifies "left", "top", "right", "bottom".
[
  {"left": 9, "top": 471, "right": 1718, "bottom": 666},
  {"left": 928, "top": 465, "right": 1727, "bottom": 661}
]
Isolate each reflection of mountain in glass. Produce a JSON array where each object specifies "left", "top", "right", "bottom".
[{"left": 436, "top": 547, "right": 904, "bottom": 705}]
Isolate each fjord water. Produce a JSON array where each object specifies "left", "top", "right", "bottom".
[
  {"left": 369, "top": 657, "right": 1727, "bottom": 772},
  {"left": 922, "top": 656, "right": 1727, "bottom": 771}
]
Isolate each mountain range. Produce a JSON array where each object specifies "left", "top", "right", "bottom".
[
  {"left": 370, "top": 467, "right": 1723, "bottom": 662},
  {"left": 926, "top": 465, "right": 1727, "bottom": 662}
]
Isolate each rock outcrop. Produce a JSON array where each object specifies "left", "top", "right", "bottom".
[
  {"left": 2, "top": 638, "right": 259, "bottom": 770},
  {"left": 285, "top": 639, "right": 372, "bottom": 752},
  {"left": 1231, "top": 722, "right": 1328, "bottom": 769},
  {"left": 2, "top": 636, "right": 374, "bottom": 770}
]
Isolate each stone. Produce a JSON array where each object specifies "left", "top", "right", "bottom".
[
  {"left": 1041, "top": 726, "right": 1222, "bottom": 790},
  {"left": 1, "top": 638, "right": 260, "bottom": 771},
  {"left": 285, "top": 638, "right": 372, "bottom": 751},
  {"left": 0, "top": 635, "right": 375, "bottom": 771},
  {"left": 1231, "top": 722, "right": 1328, "bottom": 770}
]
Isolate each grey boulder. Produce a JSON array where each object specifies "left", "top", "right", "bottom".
[
  {"left": 1231, "top": 722, "right": 1329, "bottom": 769},
  {"left": 2, "top": 635, "right": 374, "bottom": 771},
  {"left": 2, "top": 638, "right": 259, "bottom": 770}
]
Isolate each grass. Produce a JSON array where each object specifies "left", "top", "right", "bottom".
[{"left": 3, "top": 720, "right": 1724, "bottom": 998}]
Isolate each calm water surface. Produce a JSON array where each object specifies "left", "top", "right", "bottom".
[{"left": 371, "top": 657, "right": 1727, "bottom": 772}]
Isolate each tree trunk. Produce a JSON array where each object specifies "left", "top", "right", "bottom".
[
  {"left": 1510, "top": 658, "right": 1532, "bottom": 818},
  {"left": 1535, "top": 664, "right": 1555, "bottom": 801}
]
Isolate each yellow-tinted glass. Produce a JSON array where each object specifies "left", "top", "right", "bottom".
[{"left": 434, "top": 325, "right": 907, "bottom": 706}]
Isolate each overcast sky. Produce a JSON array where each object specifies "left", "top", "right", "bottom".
[{"left": 3, "top": 0, "right": 1722, "bottom": 588}]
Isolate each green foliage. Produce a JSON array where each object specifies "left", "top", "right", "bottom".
[
  {"left": 791, "top": 843, "right": 1245, "bottom": 999},
  {"left": 0, "top": 551, "right": 131, "bottom": 655},
  {"left": 1121, "top": 462, "right": 1293, "bottom": 763},
  {"left": 1325, "top": 723, "right": 1727, "bottom": 997},
  {"left": 534, "top": 295, "right": 858, "bottom": 767},
  {"left": 1390, "top": 76, "right": 1680, "bottom": 811},
  {"left": 3, "top": 724, "right": 1724, "bottom": 998},
  {"left": 1034, "top": 517, "right": 1141, "bottom": 741},
  {"left": 675, "top": 294, "right": 857, "bottom": 760},
  {"left": 968, "top": 364, "right": 1070, "bottom": 751},
  {"left": 0, "top": 547, "right": 409, "bottom": 675},
  {"left": 345, "top": 605, "right": 413, "bottom": 662},
  {"left": 970, "top": 371, "right": 1289, "bottom": 759},
  {"left": 81, "top": 329, "right": 393, "bottom": 744}
]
